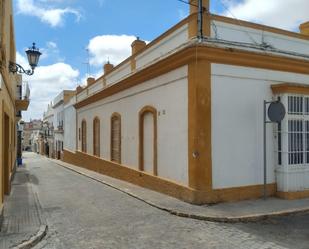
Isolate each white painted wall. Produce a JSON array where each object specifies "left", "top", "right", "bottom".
[
  {"left": 76, "top": 22, "right": 189, "bottom": 104},
  {"left": 64, "top": 96, "right": 76, "bottom": 152},
  {"left": 77, "top": 66, "right": 188, "bottom": 185},
  {"left": 88, "top": 80, "right": 104, "bottom": 96},
  {"left": 211, "top": 21, "right": 309, "bottom": 58},
  {"left": 105, "top": 62, "right": 132, "bottom": 86},
  {"left": 77, "top": 90, "right": 88, "bottom": 102},
  {"left": 211, "top": 63, "right": 309, "bottom": 189},
  {"left": 135, "top": 24, "right": 188, "bottom": 70}
]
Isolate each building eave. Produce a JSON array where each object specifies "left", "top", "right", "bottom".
[{"left": 74, "top": 42, "right": 309, "bottom": 109}]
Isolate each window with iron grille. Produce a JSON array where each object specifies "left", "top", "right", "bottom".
[{"left": 287, "top": 95, "right": 309, "bottom": 165}]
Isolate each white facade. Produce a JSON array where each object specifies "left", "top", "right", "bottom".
[
  {"left": 63, "top": 9, "right": 309, "bottom": 202},
  {"left": 77, "top": 66, "right": 189, "bottom": 185},
  {"left": 64, "top": 95, "right": 76, "bottom": 152},
  {"left": 42, "top": 104, "right": 54, "bottom": 158},
  {"left": 52, "top": 90, "right": 75, "bottom": 159},
  {"left": 210, "top": 20, "right": 309, "bottom": 59},
  {"left": 211, "top": 64, "right": 309, "bottom": 190}
]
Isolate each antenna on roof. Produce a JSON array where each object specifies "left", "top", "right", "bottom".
[
  {"left": 177, "top": 0, "right": 207, "bottom": 41},
  {"left": 83, "top": 48, "right": 91, "bottom": 78}
]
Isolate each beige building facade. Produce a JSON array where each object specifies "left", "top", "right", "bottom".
[{"left": 0, "top": 0, "right": 29, "bottom": 211}]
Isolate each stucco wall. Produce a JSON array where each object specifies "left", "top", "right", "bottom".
[
  {"left": 77, "top": 66, "right": 188, "bottom": 185},
  {"left": 211, "top": 63, "right": 309, "bottom": 189},
  {"left": 211, "top": 21, "right": 309, "bottom": 58},
  {"left": 64, "top": 98, "right": 76, "bottom": 152},
  {"left": 0, "top": 0, "right": 18, "bottom": 206},
  {"left": 135, "top": 24, "right": 188, "bottom": 69},
  {"left": 105, "top": 62, "right": 132, "bottom": 86},
  {"left": 88, "top": 81, "right": 104, "bottom": 96}
]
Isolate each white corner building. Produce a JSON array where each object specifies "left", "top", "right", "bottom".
[{"left": 61, "top": 0, "right": 309, "bottom": 204}]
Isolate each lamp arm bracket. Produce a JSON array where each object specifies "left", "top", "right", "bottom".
[{"left": 9, "top": 61, "right": 34, "bottom": 76}]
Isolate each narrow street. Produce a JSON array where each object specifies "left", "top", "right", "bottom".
[{"left": 16, "top": 153, "right": 308, "bottom": 249}]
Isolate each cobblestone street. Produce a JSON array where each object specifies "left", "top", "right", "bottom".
[{"left": 18, "top": 153, "right": 309, "bottom": 249}]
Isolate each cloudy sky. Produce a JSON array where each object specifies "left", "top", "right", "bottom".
[{"left": 14, "top": 0, "right": 309, "bottom": 121}]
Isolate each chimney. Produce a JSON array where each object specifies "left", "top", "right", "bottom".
[
  {"left": 87, "top": 77, "right": 95, "bottom": 86},
  {"left": 131, "top": 37, "right": 146, "bottom": 55},
  {"left": 190, "top": 0, "right": 209, "bottom": 14},
  {"left": 76, "top": 85, "right": 83, "bottom": 94},
  {"left": 299, "top": 22, "right": 309, "bottom": 36},
  {"left": 104, "top": 61, "right": 114, "bottom": 75}
]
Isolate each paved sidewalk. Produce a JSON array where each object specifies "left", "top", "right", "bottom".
[
  {"left": 0, "top": 165, "right": 47, "bottom": 249},
  {"left": 51, "top": 158, "right": 309, "bottom": 223}
]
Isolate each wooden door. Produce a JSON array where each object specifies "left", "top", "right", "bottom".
[
  {"left": 3, "top": 114, "right": 10, "bottom": 195},
  {"left": 81, "top": 120, "right": 87, "bottom": 153},
  {"left": 111, "top": 115, "right": 121, "bottom": 163},
  {"left": 93, "top": 118, "right": 100, "bottom": 157}
]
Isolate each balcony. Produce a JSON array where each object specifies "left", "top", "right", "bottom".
[
  {"left": 15, "top": 98, "right": 30, "bottom": 111},
  {"left": 15, "top": 82, "right": 30, "bottom": 111}
]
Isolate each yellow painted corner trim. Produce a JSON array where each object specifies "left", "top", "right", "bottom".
[{"left": 188, "top": 60, "right": 212, "bottom": 191}]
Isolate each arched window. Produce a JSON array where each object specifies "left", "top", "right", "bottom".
[
  {"left": 139, "top": 106, "right": 157, "bottom": 175},
  {"left": 93, "top": 117, "right": 100, "bottom": 157},
  {"left": 111, "top": 113, "right": 121, "bottom": 163},
  {"left": 81, "top": 119, "right": 87, "bottom": 153}
]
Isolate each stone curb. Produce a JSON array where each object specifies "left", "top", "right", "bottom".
[
  {"left": 0, "top": 205, "right": 4, "bottom": 230},
  {"left": 12, "top": 225, "right": 48, "bottom": 249},
  {"left": 51, "top": 159, "right": 309, "bottom": 223}
]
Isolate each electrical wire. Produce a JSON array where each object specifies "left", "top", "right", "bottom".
[
  {"left": 177, "top": 0, "right": 198, "bottom": 8},
  {"left": 200, "top": 37, "right": 309, "bottom": 60},
  {"left": 217, "top": 0, "right": 260, "bottom": 45}
]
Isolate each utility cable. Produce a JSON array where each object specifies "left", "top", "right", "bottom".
[
  {"left": 217, "top": 0, "right": 260, "bottom": 45},
  {"left": 177, "top": 0, "right": 198, "bottom": 8}
]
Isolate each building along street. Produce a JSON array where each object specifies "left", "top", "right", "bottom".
[{"left": 8, "top": 153, "right": 308, "bottom": 249}]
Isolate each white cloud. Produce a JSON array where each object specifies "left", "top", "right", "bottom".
[
  {"left": 87, "top": 35, "right": 137, "bottom": 67},
  {"left": 221, "top": 0, "right": 309, "bottom": 31},
  {"left": 17, "top": 0, "right": 81, "bottom": 27},
  {"left": 17, "top": 52, "right": 79, "bottom": 121},
  {"left": 40, "top": 41, "right": 65, "bottom": 61},
  {"left": 47, "top": 41, "right": 57, "bottom": 49}
]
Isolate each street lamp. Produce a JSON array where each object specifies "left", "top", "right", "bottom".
[{"left": 9, "top": 43, "right": 42, "bottom": 76}]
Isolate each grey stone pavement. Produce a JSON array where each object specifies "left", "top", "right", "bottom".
[
  {"left": 51, "top": 157, "right": 309, "bottom": 222},
  {"left": 3, "top": 152, "right": 309, "bottom": 249},
  {"left": 0, "top": 163, "right": 46, "bottom": 249}
]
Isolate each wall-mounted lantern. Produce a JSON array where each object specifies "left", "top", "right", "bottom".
[{"left": 9, "top": 43, "right": 42, "bottom": 76}]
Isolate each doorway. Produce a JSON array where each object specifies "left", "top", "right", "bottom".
[
  {"left": 139, "top": 107, "right": 157, "bottom": 175},
  {"left": 3, "top": 113, "right": 10, "bottom": 195}
]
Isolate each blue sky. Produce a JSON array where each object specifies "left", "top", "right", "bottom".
[
  {"left": 13, "top": 0, "right": 309, "bottom": 121},
  {"left": 14, "top": 0, "right": 224, "bottom": 77}
]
